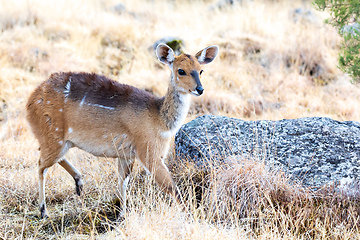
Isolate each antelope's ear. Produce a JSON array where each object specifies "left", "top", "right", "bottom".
[
  {"left": 195, "top": 45, "right": 219, "bottom": 65},
  {"left": 156, "top": 43, "right": 175, "bottom": 66}
]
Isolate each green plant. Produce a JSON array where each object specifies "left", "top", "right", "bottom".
[{"left": 314, "top": 0, "right": 360, "bottom": 82}]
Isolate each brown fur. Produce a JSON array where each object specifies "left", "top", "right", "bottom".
[{"left": 26, "top": 44, "right": 219, "bottom": 218}]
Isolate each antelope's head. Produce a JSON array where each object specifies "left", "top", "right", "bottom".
[{"left": 156, "top": 43, "right": 219, "bottom": 96}]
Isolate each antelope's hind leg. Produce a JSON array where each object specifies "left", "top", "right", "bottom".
[
  {"left": 117, "top": 157, "right": 134, "bottom": 219},
  {"left": 58, "top": 158, "right": 83, "bottom": 196},
  {"left": 38, "top": 141, "right": 73, "bottom": 218},
  {"left": 38, "top": 150, "right": 63, "bottom": 218},
  {"left": 38, "top": 160, "right": 49, "bottom": 219}
]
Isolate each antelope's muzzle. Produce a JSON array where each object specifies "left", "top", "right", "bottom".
[{"left": 190, "top": 71, "right": 204, "bottom": 96}]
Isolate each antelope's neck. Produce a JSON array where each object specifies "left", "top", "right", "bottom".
[{"left": 160, "top": 83, "right": 191, "bottom": 137}]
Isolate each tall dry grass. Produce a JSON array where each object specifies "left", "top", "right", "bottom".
[{"left": 1, "top": 0, "right": 360, "bottom": 239}]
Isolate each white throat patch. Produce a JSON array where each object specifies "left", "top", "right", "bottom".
[{"left": 161, "top": 94, "right": 191, "bottom": 138}]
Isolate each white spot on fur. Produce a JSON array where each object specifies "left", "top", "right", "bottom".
[
  {"left": 68, "top": 128, "right": 73, "bottom": 134},
  {"left": 86, "top": 102, "right": 115, "bottom": 110},
  {"left": 80, "top": 94, "right": 87, "bottom": 106},
  {"left": 55, "top": 128, "right": 59, "bottom": 131},
  {"left": 59, "top": 109, "right": 63, "bottom": 112},
  {"left": 64, "top": 76, "right": 72, "bottom": 102},
  {"left": 59, "top": 141, "right": 63, "bottom": 145},
  {"left": 36, "top": 99, "right": 42, "bottom": 104},
  {"left": 47, "top": 101, "right": 50, "bottom": 104}
]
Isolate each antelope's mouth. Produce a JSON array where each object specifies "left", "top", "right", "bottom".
[
  {"left": 190, "top": 90, "right": 200, "bottom": 96},
  {"left": 190, "top": 87, "right": 203, "bottom": 96}
]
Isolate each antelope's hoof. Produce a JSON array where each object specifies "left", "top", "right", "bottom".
[
  {"left": 40, "top": 205, "right": 48, "bottom": 219},
  {"left": 75, "top": 179, "right": 83, "bottom": 196}
]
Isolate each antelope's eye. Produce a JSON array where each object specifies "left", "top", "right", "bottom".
[
  {"left": 200, "top": 70, "right": 204, "bottom": 75},
  {"left": 178, "top": 69, "right": 186, "bottom": 76}
]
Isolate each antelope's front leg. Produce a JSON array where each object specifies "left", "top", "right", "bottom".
[
  {"left": 152, "top": 160, "right": 183, "bottom": 205},
  {"left": 137, "top": 142, "right": 184, "bottom": 206}
]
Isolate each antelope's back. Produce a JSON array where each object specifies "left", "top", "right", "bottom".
[{"left": 26, "top": 72, "right": 160, "bottom": 146}]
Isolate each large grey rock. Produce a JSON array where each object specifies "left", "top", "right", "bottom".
[{"left": 175, "top": 115, "right": 360, "bottom": 190}]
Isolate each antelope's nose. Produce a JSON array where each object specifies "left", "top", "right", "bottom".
[{"left": 196, "top": 86, "right": 204, "bottom": 95}]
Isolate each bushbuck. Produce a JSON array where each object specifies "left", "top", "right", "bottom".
[{"left": 26, "top": 43, "right": 219, "bottom": 219}]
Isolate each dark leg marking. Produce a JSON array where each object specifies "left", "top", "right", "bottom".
[
  {"left": 40, "top": 203, "right": 47, "bottom": 219},
  {"left": 75, "top": 178, "right": 83, "bottom": 196}
]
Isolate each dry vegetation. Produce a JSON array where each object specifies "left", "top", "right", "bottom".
[{"left": 1, "top": 0, "right": 360, "bottom": 239}]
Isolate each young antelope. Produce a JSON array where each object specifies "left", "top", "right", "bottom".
[{"left": 26, "top": 43, "right": 219, "bottom": 218}]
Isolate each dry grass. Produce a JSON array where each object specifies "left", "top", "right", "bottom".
[
  {"left": 1, "top": 0, "right": 360, "bottom": 239},
  {"left": 168, "top": 155, "right": 360, "bottom": 239}
]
